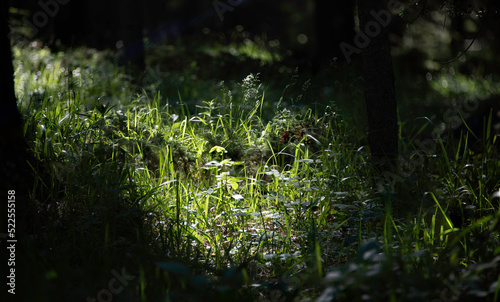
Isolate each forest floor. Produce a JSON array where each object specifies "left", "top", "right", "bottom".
[{"left": 11, "top": 35, "right": 500, "bottom": 301}]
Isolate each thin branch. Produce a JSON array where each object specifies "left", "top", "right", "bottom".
[
  {"left": 441, "top": 3, "right": 491, "bottom": 64},
  {"left": 407, "top": 0, "right": 428, "bottom": 27}
]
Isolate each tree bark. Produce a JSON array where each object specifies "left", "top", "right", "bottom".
[
  {"left": 358, "top": 0, "right": 398, "bottom": 170},
  {"left": 1, "top": 1, "right": 33, "bottom": 230}
]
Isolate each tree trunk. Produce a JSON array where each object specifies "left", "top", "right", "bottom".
[
  {"left": 1, "top": 1, "right": 33, "bottom": 230},
  {"left": 358, "top": 0, "right": 398, "bottom": 170}
]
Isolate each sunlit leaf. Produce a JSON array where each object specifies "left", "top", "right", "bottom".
[{"left": 210, "top": 146, "right": 226, "bottom": 154}]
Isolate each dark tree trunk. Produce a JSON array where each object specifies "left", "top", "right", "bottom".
[
  {"left": 1, "top": 1, "right": 33, "bottom": 229},
  {"left": 358, "top": 0, "right": 398, "bottom": 170}
]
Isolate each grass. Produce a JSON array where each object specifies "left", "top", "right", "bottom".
[{"left": 12, "top": 41, "right": 500, "bottom": 301}]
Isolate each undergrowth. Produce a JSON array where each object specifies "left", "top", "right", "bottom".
[{"left": 12, "top": 44, "right": 500, "bottom": 301}]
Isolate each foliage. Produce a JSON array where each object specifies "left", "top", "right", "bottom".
[
  {"left": 318, "top": 237, "right": 500, "bottom": 302},
  {"left": 12, "top": 38, "right": 500, "bottom": 302}
]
